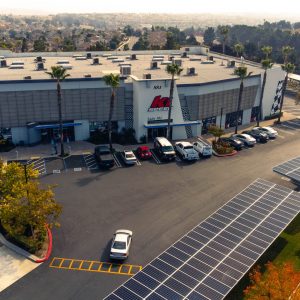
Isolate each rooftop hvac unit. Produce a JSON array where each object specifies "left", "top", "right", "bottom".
[
  {"left": 120, "top": 66, "right": 131, "bottom": 76},
  {"left": 9, "top": 64, "right": 24, "bottom": 69},
  {"left": 36, "top": 62, "right": 45, "bottom": 70},
  {"left": 130, "top": 54, "right": 137, "bottom": 60},
  {"left": 75, "top": 56, "right": 87, "bottom": 60},
  {"left": 24, "top": 76, "right": 31, "bottom": 80},
  {"left": 86, "top": 53, "right": 92, "bottom": 59},
  {"left": 187, "top": 67, "right": 196, "bottom": 76},
  {"left": 209, "top": 56, "right": 214, "bottom": 61},
  {"left": 185, "top": 47, "right": 190, "bottom": 52},
  {"left": 168, "top": 55, "right": 174, "bottom": 61},
  {"left": 173, "top": 59, "right": 182, "bottom": 66},
  {"left": 107, "top": 56, "right": 118, "bottom": 60},
  {"left": 57, "top": 60, "right": 69, "bottom": 64},
  {"left": 11, "top": 61, "right": 24, "bottom": 65},
  {"left": 227, "top": 60, "right": 235, "bottom": 68},
  {"left": 0, "top": 60, "right": 7, "bottom": 68},
  {"left": 150, "top": 61, "right": 158, "bottom": 69},
  {"left": 36, "top": 56, "right": 43, "bottom": 62},
  {"left": 181, "top": 52, "right": 188, "bottom": 58},
  {"left": 92, "top": 58, "right": 99, "bottom": 65},
  {"left": 112, "top": 58, "right": 124, "bottom": 63},
  {"left": 143, "top": 73, "right": 151, "bottom": 79},
  {"left": 61, "top": 64, "right": 73, "bottom": 70},
  {"left": 152, "top": 55, "right": 164, "bottom": 59},
  {"left": 84, "top": 74, "right": 92, "bottom": 78}
]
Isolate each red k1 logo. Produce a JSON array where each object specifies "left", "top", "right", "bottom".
[{"left": 148, "top": 95, "right": 170, "bottom": 112}]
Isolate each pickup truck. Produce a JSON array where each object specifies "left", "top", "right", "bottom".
[
  {"left": 94, "top": 145, "right": 115, "bottom": 169},
  {"left": 193, "top": 138, "right": 212, "bottom": 157},
  {"left": 175, "top": 141, "right": 199, "bottom": 161}
]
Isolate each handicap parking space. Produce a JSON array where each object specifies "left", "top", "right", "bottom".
[
  {"left": 64, "top": 155, "right": 86, "bottom": 172},
  {"left": 44, "top": 157, "right": 65, "bottom": 174},
  {"left": 83, "top": 152, "right": 99, "bottom": 171}
]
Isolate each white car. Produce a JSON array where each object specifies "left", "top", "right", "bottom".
[
  {"left": 122, "top": 150, "right": 137, "bottom": 165},
  {"left": 193, "top": 138, "right": 212, "bottom": 157},
  {"left": 253, "top": 126, "right": 278, "bottom": 139},
  {"left": 231, "top": 134, "right": 256, "bottom": 147},
  {"left": 110, "top": 229, "right": 133, "bottom": 260},
  {"left": 175, "top": 141, "right": 199, "bottom": 161}
]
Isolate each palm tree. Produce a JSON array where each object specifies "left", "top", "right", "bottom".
[
  {"left": 257, "top": 46, "right": 273, "bottom": 126},
  {"left": 234, "top": 66, "right": 253, "bottom": 134},
  {"left": 234, "top": 43, "right": 244, "bottom": 59},
  {"left": 45, "top": 66, "right": 70, "bottom": 156},
  {"left": 219, "top": 26, "right": 229, "bottom": 66},
  {"left": 103, "top": 73, "right": 120, "bottom": 151},
  {"left": 261, "top": 46, "right": 272, "bottom": 59},
  {"left": 277, "top": 62, "right": 295, "bottom": 123},
  {"left": 282, "top": 46, "right": 294, "bottom": 64},
  {"left": 166, "top": 63, "right": 183, "bottom": 140}
]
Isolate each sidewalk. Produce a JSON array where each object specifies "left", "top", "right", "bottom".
[{"left": 0, "top": 112, "right": 297, "bottom": 162}]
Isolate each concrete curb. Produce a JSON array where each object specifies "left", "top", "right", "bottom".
[
  {"left": 0, "top": 225, "right": 52, "bottom": 263},
  {"left": 212, "top": 149, "right": 238, "bottom": 157}
]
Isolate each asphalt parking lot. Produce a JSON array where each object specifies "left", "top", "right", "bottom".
[{"left": 2, "top": 119, "right": 300, "bottom": 300}]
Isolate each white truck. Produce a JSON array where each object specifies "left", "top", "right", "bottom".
[
  {"left": 193, "top": 137, "right": 212, "bottom": 157},
  {"left": 175, "top": 141, "right": 199, "bottom": 161}
]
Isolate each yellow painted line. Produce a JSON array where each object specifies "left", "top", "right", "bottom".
[
  {"left": 30, "top": 156, "right": 40, "bottom": 159},
  {"left": 82, "top": 152, "right": 92, "bottom": 155},
  {"left": 49, "top": 257, "right": 142, "bottom": 276}
]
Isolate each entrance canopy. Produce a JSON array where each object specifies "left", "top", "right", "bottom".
[
  {"left": 34, "top": 122, "right": 82, "bottom": 129},
  {"left": 144, "top": 121, "right": 201, "bottom": 129}
]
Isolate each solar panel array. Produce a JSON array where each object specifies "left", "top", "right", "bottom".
[
  {"left": 273, "top": 156, "right": 300, "bottom": 182},
  {"left": 105, "top": 179, "right": 300, "bottom": 300}
]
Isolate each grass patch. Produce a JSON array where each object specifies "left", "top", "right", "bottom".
[{"left": 225, "top": 213, "right": 300, "bottom": 299}]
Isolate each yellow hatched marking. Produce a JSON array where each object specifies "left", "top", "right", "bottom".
[{"left": 49, "top": 257, "right": 142, "bottom": 276}]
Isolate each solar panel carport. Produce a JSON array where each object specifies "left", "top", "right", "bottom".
[
  {"left": 273, "top": 156, "right": 300, "bottom": 183},
  {"left": 105, "top": 178, "right": 300, "bottom": 300}
]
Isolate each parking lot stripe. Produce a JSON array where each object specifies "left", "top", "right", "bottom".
[
  {"left": 150, "top": 150, "right": 161, "bottom": 164},
  {"left": 113, "top": 154, "right": 122, "bottom": 168},
  {"left": 275, "top": 127, "right": 295, "bottom": 135},
  {"left": 49, "top": 257, "right": 142, "bottom": 276}
]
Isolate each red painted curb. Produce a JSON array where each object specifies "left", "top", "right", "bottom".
[
  {"left": 213, "top": 150, "right": 238, "bottom": 157},
  {"left": 35, "top": 225, "right": 52, "bottom": 263}
]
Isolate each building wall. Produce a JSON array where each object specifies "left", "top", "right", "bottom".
[{"left": 0, "top": 81, "right": 126, "bottom": 127}]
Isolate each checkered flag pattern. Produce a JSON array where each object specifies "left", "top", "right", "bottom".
[{"left": 270, "top": 80, "right": 284, "bottom": 115}]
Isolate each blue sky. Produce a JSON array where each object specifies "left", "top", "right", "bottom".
[{"left": 2, "top": 0, "right": 300, "bottom": 16}]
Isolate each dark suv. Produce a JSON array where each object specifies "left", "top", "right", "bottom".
[{"left": 94, "top": 145, "right": 115, "bottom": 169}]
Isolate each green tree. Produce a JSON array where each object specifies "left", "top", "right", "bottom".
[
  {"left": 277, "top": 62, "right": 296, "bottom": 123},
  {"left": 165, "top": 32, "right": 179, "bottom": 50},
  {"left": 208, "top": 125, "right": 224, "bottom": 142},
  {"left": 166, "top": 64, "right": 183, "bottom": 139},
  {"left": 45, "top": 66, "right": 70, "bottom": 156},
  {"left": 234, "top": 43, "right": 244, "bottom": 58},
  {"left": 203, "top": 27, "right": 215, "bottom": 47},
  {"left": 21, "top": 38, "right": 28, "bottom": 52},
  {"left": 234, "top": 66, "right": 253, "bottom": 133},
  {"left": 0, "top": 162, "right": 61, "bottom": 252},
  {"left": 33, "top": 37, "right": 46, "bottom": 52},
  {"left": 186, "top": 34, "right": 198, "bottom": 45},
  {"left": 257, "top": 46, "right": 274, "bottom": 126},
  {"left": 123, "top": 44, "right": 129, "bottom": 51},
  {"left": 103, "top": 74, "right": 120, "bottom": 151}
]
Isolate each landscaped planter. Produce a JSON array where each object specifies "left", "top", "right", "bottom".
[{"left": 212, "top": 149, "right": 238, "bottom": 157}]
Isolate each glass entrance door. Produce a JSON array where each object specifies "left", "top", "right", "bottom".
[{"left": 147, "top": 127, "right": 168, "bottom": 141}]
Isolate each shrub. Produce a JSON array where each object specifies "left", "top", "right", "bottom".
[{"left": 212, "top": 141, "right": 234, "bottom": 155}]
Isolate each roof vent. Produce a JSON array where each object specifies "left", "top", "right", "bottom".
[
  {"left": 36, "top": 62, "right": 45, "bottom": 71},
  {"left": 130, "top": 54, "right": 137, "bottom": 60},
  {"left": 0, "top": 60, "right": 7, "bottom": 68},
  {"left": 84, "top": 74, "right": 92, "bottom": 78},
  {"left": 143, "top": 73, "right": 151, "bottom": 79},
  {"left": 227, "top": 60, "right": 235, "bottom": 68},
  {"left": 120, "top": 66, "right": 131, "bottom": 76},
  {"left": 24, "top": 76, "right": 31, "bottom": 80},
  {"left": 181, "top": 52, "right": 188, "bottom": 58},
  {"left": 86, "top": 52, "right": 92, "bottom": 59},
  {"left": 150, "top": 61, "right": 158, "bottom": 69},
  {"left": 186, "top": 67, "right": 197, "bottom": 76},
  {"left": 92, "top": 58, "right": 99, "bottom": 65}
]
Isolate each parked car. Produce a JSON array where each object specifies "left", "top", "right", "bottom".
[
  {"left": 94, "top": 145, "right": 115, "bottom": 169},
  {"left": 122, "top": 150, "right": 137, "bottom": 165},
  {"left": 219, "top": 137, "right": 244, "bottom": 151},
  {"left": 110, "top": 229, "right": 133, "bottom": 260},
  {"left": 153, "top": 137, "right": 176, "bottom": 161},
  {"left": 253, "top": 126, "right": 278, "bottom": 139},
  {"left": 193, "top": 138, "right": 212, "bottom": 157},
  {"left": 242, "top": 129, "right": 269, "bottom": 143},
  {"left": 175, "top": 141, "right": 199, "bottom": 161},
  {"left": 136, "top": 146, "right": 152, "bottom": 160},
  {"left": 231, "top": 133, "right": 256, "bottom": 147}
]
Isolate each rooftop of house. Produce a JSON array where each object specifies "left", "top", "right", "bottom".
[{"left": 0, "top": 51, "right": 265, "bottom": 84}]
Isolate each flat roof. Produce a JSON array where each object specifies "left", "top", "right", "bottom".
[{"left": 0, "top": 53, "right": 264, "bottom": 84}]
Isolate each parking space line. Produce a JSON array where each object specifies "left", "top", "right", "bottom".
[
  {"left": 49, "top": 257, "right": 142, "bottom": 276},
  {"left": 150, "top": 150, "right": 161, "bottom": 164},
  {"left": 275, "top": 127, "right": 295, "bottom": 135},
  {"left": 286, "top": 120, "right": 300, "bottom": 127},
  {"left": 280, "top": 123, "right": 298, "bottom": 130},
  {"left": 136, "top": 159, "right": 142, "bottom": 166},
  {"left": 112, "top": 153, "right": 122, "bottom": 168}
]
